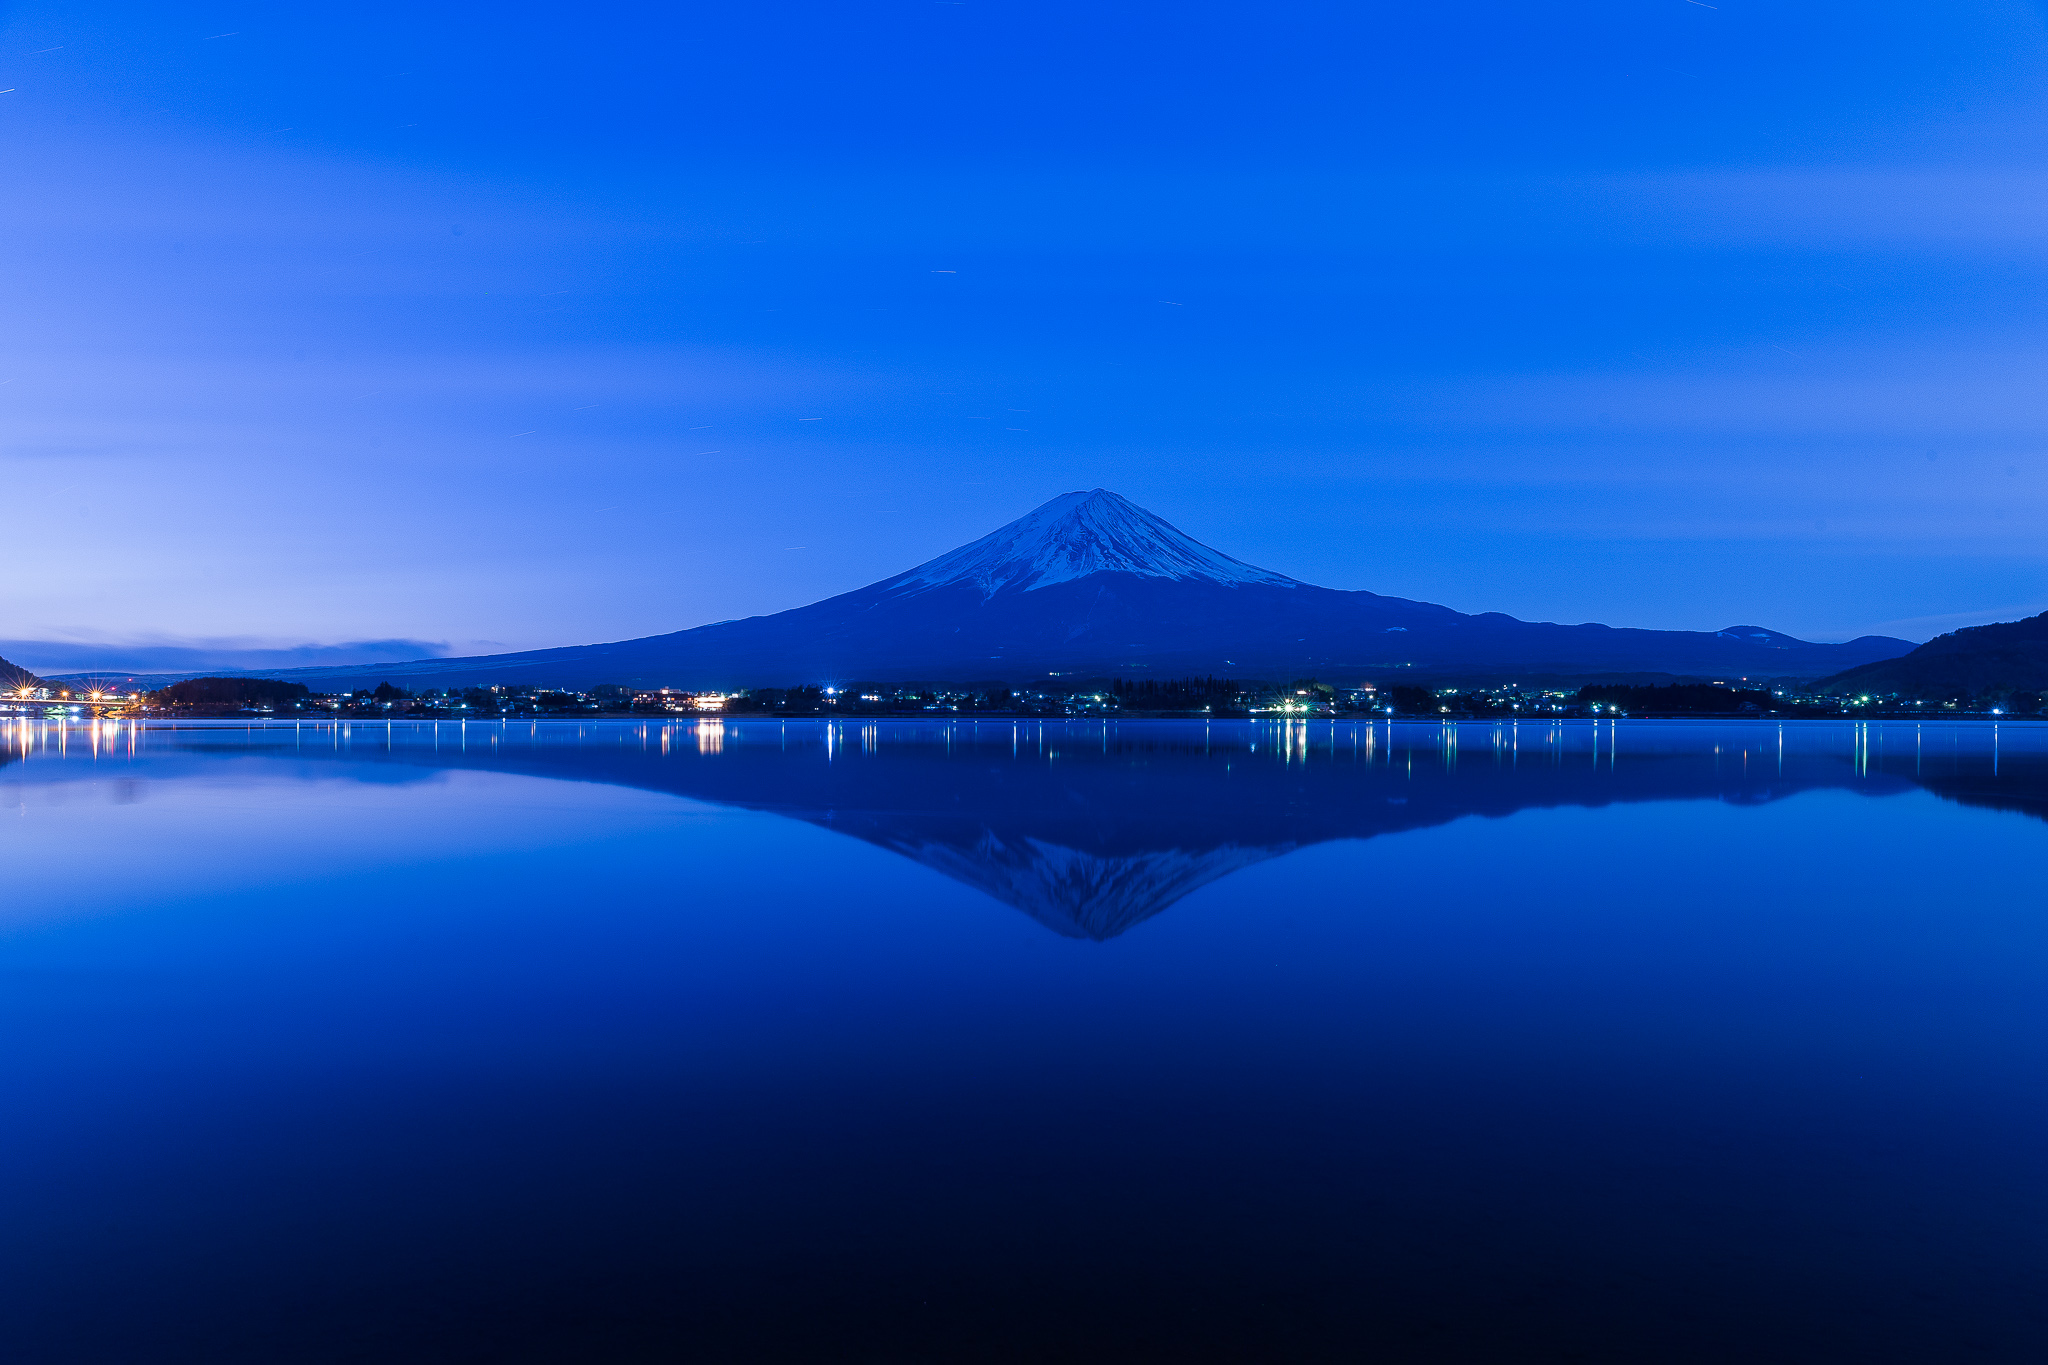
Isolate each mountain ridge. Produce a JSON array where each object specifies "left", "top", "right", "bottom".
[
  {"left": 0, "top": 654, "right": 44, "bottom": 690},
  {"left": 1816, "top": 610, "right": 2048, "bottom": 699},
  {"left": 68, "top": 490, "right": 1915, "bottom": 689}
]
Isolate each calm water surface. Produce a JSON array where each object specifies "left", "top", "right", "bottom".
[{"left": 2, "top": 717, "right": 2045, "bottom": 1362}]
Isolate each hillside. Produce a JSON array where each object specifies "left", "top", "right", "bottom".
[
  {"left": 1816, "top": 611, "right": 2048, "bottom": 701},
  {"left": 0, "top": 654, "right": 43, "bottom": 691}
]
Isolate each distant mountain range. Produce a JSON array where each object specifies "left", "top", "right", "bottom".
[
  {"left": 64, "top": 490, "right": 1916, "bottom": 690},
  {"left": 1817, "top": 611, "right": 2048, "bottom": 700}
]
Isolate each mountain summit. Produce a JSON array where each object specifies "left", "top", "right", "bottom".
[
  {"left": 192, "top": 490, "right": 1915, "bottom": 689},
  {"left": 883, "top": 489, "right": 1298, "bottom": 599}
]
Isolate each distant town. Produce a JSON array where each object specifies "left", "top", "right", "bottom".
[{"left": 1, "top": 674, "right": 2036, "bottom": 720}]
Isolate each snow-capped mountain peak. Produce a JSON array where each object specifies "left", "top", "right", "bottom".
[{"left": 884, "top": 489, "right": 1300, "bottom": 598}]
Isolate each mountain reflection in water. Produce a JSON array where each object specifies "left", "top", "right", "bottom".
[{"left": 14, "top": 717, "right": 2039, "bottom": 940}]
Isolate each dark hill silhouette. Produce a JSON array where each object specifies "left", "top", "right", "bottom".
[
  {"left": 155, "top": 677, "right": 313, "bottom": 707},
  {"left": 1817, "top": 611, "right": 2048, "bottom": 700}
]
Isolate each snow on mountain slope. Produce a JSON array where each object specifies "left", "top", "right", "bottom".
[{"left": 881, "top": 489, "right": 1300, "bottom": 599}]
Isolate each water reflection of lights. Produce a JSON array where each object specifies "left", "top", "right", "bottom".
[
  {"left": 11, "top": 713, "right": 2025, "bottom": 800},
  {"left": 1284, "top": 720, "right": 1308, "bottom": 765}
]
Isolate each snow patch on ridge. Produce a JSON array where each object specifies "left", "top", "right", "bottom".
[{"left": 884, "top": 489, "right": 1299, "bottom": 598}]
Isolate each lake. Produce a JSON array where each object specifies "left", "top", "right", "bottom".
[{"left": 3, "top": 716, "right": 2044, "bottom": 1362}]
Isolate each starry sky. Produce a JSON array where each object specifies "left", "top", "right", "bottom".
[{"left": 5, "top": 1, "right": 2048, "bottom": 670}]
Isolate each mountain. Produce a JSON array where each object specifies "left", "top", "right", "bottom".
[
  {"left": 195, "top": 489, "right": 1914, "bottom": 689},
  {"left": 0, "top": 654, "right": 43, "bottom": 691},
  {"left": 1815, "top": 611, "right": 2048, "bottom": 701}
]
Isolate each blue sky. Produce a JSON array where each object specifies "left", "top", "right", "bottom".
[{"left": 4, "top": 1, "right": 2048, "bottom": 668}]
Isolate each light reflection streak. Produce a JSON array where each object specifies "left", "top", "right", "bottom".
[{"left": 4, "top": 715, "right": 2037, "bottom": 829}]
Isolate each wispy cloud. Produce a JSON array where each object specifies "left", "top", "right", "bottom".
[{"left": 0, "top": 637, "right": 451, "bottom": 675}]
